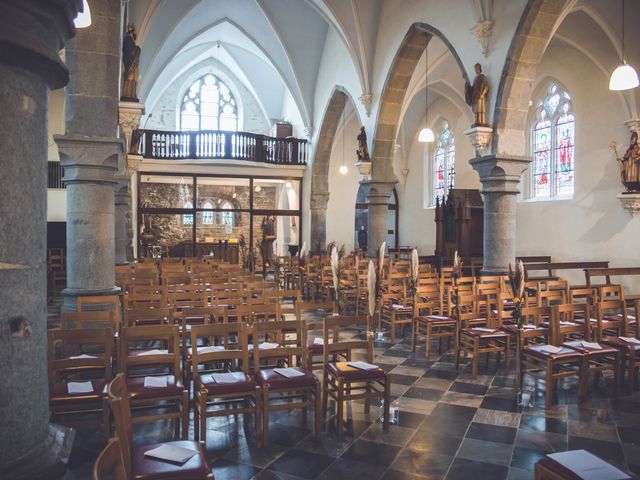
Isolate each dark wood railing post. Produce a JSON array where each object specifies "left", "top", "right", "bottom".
[
  {"left": 255, "top": 135, "right": 265, "bottom": 163},
  {"left": 224, "top": 132, "right": 233, "bottom": 158},
  {"left": 189, "top": 131, "right": 197, "bottom": 158},
  {"left": 144, "top": 131, "right": 153, "bottom": 157},
  {"left": 291, "top": 139, "right": 299, "bottom": 165}
]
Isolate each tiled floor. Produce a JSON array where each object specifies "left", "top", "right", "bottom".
[{"left": 59, "top": 316, "right": 640, "bottom": 480}]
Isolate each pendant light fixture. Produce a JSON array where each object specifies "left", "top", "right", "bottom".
[
  {"left": 74, "top": 0, "right": 92, "bottom": 28},
  {"left": 339, "top": 100, "right": 348, "bottom": 174},
  {"left": 419, "top": 34, "right": 435, "bottom": 143},
  {"left": 609, "top": 0, "right": 639, "bottom": 91}
]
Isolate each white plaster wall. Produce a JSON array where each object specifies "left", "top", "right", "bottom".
[
  {"left": 394, "top": 96, "right": 478, "bottom": 255},
  {"left": 325, "top": 109, "right": 361, "bottom": 252},
  {"left": 48, "top": 88, "right": 67, "bottom": 222},
  {"left": 144, "top": 58, "right": 270, "bottom": 135},
  {"left": 517, "top": 44, "right": 640, "bottom": 290}
]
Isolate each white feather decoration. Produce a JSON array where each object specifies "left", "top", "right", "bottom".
[
  {"left": 378, "top": 241, "right": 386, "bottom": 277},
  {"left": 331, "top": 246, "right": 339, "bottom": 291},
  {"left": 411, "top": 248, "right": 419, "bottom": 283},
  {"left": 367, "top": 260, "right": 376, "bottom": 317}
]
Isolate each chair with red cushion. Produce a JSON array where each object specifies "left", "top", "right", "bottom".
[
  {"left": 119, "top": 324, "right": 188, "bottom": 439},
  {"left": 412, "top": 283, "right": 454, "bottom": 358},
  {"left": 190, "top": 322, "right": 262, "bottom": 446},
  {"left": 48, "top": 327, "right": 113, "bottom": 440},
  {"left": 322, "top": 315, "right": 390, "bottom": 437},
  {"left": 107, "top": 374, "right": 212, "bottom": 479},
  {"left": 252, "top": 319, "right": 321, "bottom": 447}
]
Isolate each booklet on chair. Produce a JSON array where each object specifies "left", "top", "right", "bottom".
[
  {"left": 346, "top": 361, "right": 379, "bottom": 371},
  {"left": 144, "top": 444, "right": 198, "bottom": 465}
]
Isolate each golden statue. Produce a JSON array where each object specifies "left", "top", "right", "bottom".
[
  {"left": 122, "top": 23, "right": 140, "bottom": 101},
  {"left": 464, "top": 63, "right": 489, "bottom": 127},
  {"left": 356, "top": 126, "right": 370, "bottom": 162},
  {"left": 611, "top": 131, "right": 640, "bottom": 192}
]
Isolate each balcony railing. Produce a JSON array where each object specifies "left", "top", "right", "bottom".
[{"left": 135, "top": 129, "right": 308, "bottom": 166}]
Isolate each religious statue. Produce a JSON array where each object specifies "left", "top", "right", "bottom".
[
  {"left": 611, "top": 131, "right": 640, "bottom": 192},
  {"left": 260, "top": 215, "right": 276, "bottom": 272},
  {"left": 356, "top": 126, "right": 371, "bottom": 162},
  {"left": 464, "top": 63, "right": 489, "bottom": 127},
  {"left": 122, "top": 23, "right": 141, "bottom": 101}
]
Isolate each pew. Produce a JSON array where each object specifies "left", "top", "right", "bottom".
[{"left": 524, "top": 261, "right": 609, "bottom": 282}]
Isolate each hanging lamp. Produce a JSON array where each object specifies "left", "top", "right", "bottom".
[
  {"left": 609, "top": 0, "right": 639, "bottom": 91},
  {"left": 418, "top": 35, "right": 435, "bottom": 142},
  {"left": 74, "top": 0, "right": 92, "bottom": 28}
]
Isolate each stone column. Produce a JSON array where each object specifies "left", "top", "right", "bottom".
[
  {"left": 469, "top": 155, "right": 531, "bottom": 274},
  {"left": 114, "top": 176, "right": 129, "bottom": 264},
  {"left": 362, "top": 180, "right": 395, "bottom": 257},
  {"left": 118, "top": 101, "right": 145, "bottom": 261},
  {"left": 55, "top": 0, "right": 124, "bottom": 309},
  {"left": 0, "top": 1, "right": 80, "bottom": 478},
  {"left": 310, "top": 192, "right": 330, "bottom": 254}
]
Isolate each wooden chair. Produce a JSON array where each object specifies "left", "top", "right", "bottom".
[
  {"left": 93, "top": 438, "right": 124, "bottom": 480},
  {"left": 252, "top": 319, "right": 321, "bottom": 447},
  {"left": 61, "top": 310, "right": 116, "bottom": 331},
  {"left": 48, "top": 327, "right": 113, "bottom": 440},
  {"left": 118, "top": 324, "right": 188, "bottom": 438},
  {"left": 107, "top": 374, "right": 212, "bottom": 479},
  {"left": 380, "top": 290, "right": 413, "bottom": 342},
  {"left": 551, "top": 303, "right": 591, "bottom": 343},
  {"left": 77, "top": 294, "right": 122, "bottom": 330},
  {"left": 456, "top": 294, "right": 510, "bottom": 379},
  {"left": 412, "top": 284, "right": 454, "bottom": 358},
  {"left": 191, "top": 322, "right": 261, "bottom": 446},
  {"left": 297, "top": 300, "right": 338, "bottom": 371},
  {"left": 322, "top": 315, "right": 390, "bottom": 436},
  {"left": 601, "top": 299, "right": 640, "bottom": 394},
  {"left": 123, "top": 306, "right": 174, "bottom": 328}
]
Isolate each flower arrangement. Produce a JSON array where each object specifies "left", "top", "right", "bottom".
[
  {"left": 330, "top": 244, "right": 346, "bottom": 312},
  {"left": 407, "top": 248, "right": 419, "bottom": 299},
  {"left": 508, "top": 260, "right": 526, "bottom": 328},
  {"left": 450, "top": 251, "right": 463, "bottom": 311}
]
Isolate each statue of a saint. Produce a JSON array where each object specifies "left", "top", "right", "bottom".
[
  {"left": 356, "top": 126, "right": 371, "bottom": 162},
  {"left": 122, "top": 23, "right": 141, "bottom": 101},
  {"left": 260, "top": 215, "right": 277, "bottom": 271},
  {"left": 612, "top": 132, "right": 640, "bottom": 192},
  {"left": 464, "top": 63, "right": 489, "bottom": 127}
]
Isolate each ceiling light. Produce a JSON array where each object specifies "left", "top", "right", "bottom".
[
  {"left": 418, "top": 128, "right": 435, "bottom": 143},
  {"left": 609, "top": 0, "right": 639, "bottom": 91},
  {"left": 419, "top": 35, "right": 434, "bottom": 143},
  {"left": 339, "top": 165, "right": 348, "bottom": 175},
  {"left": 74, "top": 0, "right": 92, "bottom": 28}
]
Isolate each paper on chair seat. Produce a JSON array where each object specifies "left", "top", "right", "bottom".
[
  {"left": 547, "top": 449, "right": 629, "bottom": 480},
  {"left": 472, "top": 327, "right": 495, "bottom": 333},
  {"left": 144, "top": 376, "right": 167, "bottom": 388},
  {"left": 429, "top": 315, "right": 450, "bottom": 320},
  {"left": 346, "top": 361, "right": 379, "bottom": 371},
  {"left": 143, "top": 444, "right": 198, "bottom": 465},
  {"left": 274, "top": 367, "right": 306, "bottom": 378},
  {"left": 620, "top": 336, "right": 640, "bottom": 345},
  {"left": 539, "top": 345, "right": 563, "bottom": 354},
  {"left": 197, "top": 346, "right": 225, "bottom": 354},
  {"left": 313, "top": 337, "right": 324, "bottom": 345},
  {"left": 211, "top": 372, "right": 245, "bottom": 383},
  {"left": 137, "top": 349, "right": 168, "bottom": 356},
  {"left": 560, "top": 321, "right": 577, "bottom": 326},
  {"left": 259, "top": 342, "right": 280, "bottom": 350},
  {"left": 69, "top": 354, "right": 97, "bottom": 359},
  {"left": 67, "top": 381, "right": 94, "bottom": 394},
  {"left": 522, "top": 325, "right": 537, "bottom": 329},
  {"left": 391, "top": 304, "right": 404, "bottom": 309},
  {"left": 581, "top": 341, "right": 602, "bottom": 349}
]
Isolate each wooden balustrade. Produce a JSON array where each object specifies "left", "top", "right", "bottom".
[{"left": 136, "top": 129, "right": 307, "bottom": 165}]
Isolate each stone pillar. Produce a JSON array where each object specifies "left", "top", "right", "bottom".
[
  {"left": 469, "top": 155, "right": 531, "bottom": 274},
  {"left": 310, "top": 192, "right": 330, "bottom": 254},
  {"left": 118, "top": 101, "right": 145, "bottom": 261},
  {"left": 114, "top": 177, "right": 129, "bottom": 264},
  {"left": 362, "top": 180, "right": 395, "bottom": 257},
  {"left": 0, "top": 1, "right": 80, "bottom": 478},
  {"left": 55, "top": 0, "right": 123, "bottom": 309}
]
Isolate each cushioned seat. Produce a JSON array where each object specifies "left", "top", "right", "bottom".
[
  {"left": 327, "top": 361, "right": 385, "bottom": 381},
  {"left": 563, "top": 340, "right": 618, "bottom": 355},
  {"left": 523, "top": 344, "right": 583, "bottom": 360},
  {"left": 127, "top": 375, "right": 185, "bottom": 400},
  {"left": 131, "top": 440, "right": 209, "bottom": 480},
  {"left": 196, "top": 372, "right": 257, "bottom": 395},
  {"left": 307, "top": 339, "right": 323, "bottom": 354},
  {"left": 601, "top": 336, "right": 640, "bottom": 350},
  {"left": 50, "top": 379, "right": 107, "bottom": 405},
  {"left": 604, "top": 314, "right": 637, "bottom": 325},
  {"left": 257, "top": 367, "right": 316, "bottom": 389},
  {"left": 460, "top": 328, "right": 509, "bottom": 339}
]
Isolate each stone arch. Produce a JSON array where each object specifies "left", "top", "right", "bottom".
[
  {"left": 492, "top": 0, "right": 575, "bottom": 156},
  {"left": 309, "top": 86, "right": 361, "bottom": 253},
  {"left": 371, "top": 22, "right": 466, "bottom": 180}
]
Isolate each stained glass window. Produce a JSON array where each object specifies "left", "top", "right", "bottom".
[
  {"left": 530, "top": 83, "right": 574, "bottom": 198},
  {"left": 433, "top": 121, "right": 455, "bottom": 205},
  {"left": 182, "top": 202, "right": 193, "bottom": 225},
  {"left": 180, "top": 74, "right": 238, "bottom": 131},
  {"left": 201, "top": 202, "right": 214, "bottom": 225},
  {"left": 221, "top": 202, "right": 233, "bottom": 228}
]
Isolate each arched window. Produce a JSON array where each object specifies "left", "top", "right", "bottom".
[
  {"left": 180, "top": 74, "right": 238, "bottom": 131},
  {"left": 531, "top": 83, "right": 575, "bottom": 198},
  {"left": 201, "top": 202, "right": 214, "bottom": 225},
  {"left": 182, "top": 202, "right": 193, "bottom": 225},
  {"left": 433, "top": 121, "right": 455, "bottom": 205},
  {"left": 221, "top": 202, "right": 233, "bottom": 228}
]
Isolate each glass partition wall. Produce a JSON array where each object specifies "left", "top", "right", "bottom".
[{"left": 138, "top": 173, "right": 301, "bottom": 265}]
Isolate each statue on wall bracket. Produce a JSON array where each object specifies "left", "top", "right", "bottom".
[
  {"left": 611, "top": 131, "right": 640, "bottom": 193},
  {"left": 122, "top": 23, "right": 141, "bottom": 101},
  {"left": 464, "top": 63, "right": 489, "bottom": 127}
]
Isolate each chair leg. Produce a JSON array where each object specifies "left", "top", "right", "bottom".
[
  {"left": 194, "top": 396, "right": 200, "bottom": 441},
  {"left": 383, "top": 379, "right": 390, "bottom": 431},
  {"left": 504, "top": 337, "right": 510, "bottom": 376},
  {"left": 472, "top": 338, "right": 479, "bottom": 380},
  {"left": 426, "top": 323, "right": 431, "bottom": 359},
  {"left": 102, "top": 399, "right": 110, "bottom": 441},
  {"left": 314, "top": 381, "right": 321, "bottom": 440},
  {"left": 262, "top": 385, "right": 270, "bottom": 448},
  {"left": 255, "top": 388, "right": 262, "bottom": 448},
  {"left": 321, "top": 371, "right": 329, "bottom": 418},
  {"left": 182, "top": 390, "right": 189, "bottom": 439},
  {"left": 336, "top": 381, "right": 344, "bottom": 437},
  {"left": 545, "top": 360, "right": 554, "bottom": 409},
  {"left": 411, "top": 319, "right": 417, "bottom": 353},
  {"left": 200, "top": 394, "right": 208, "bottom": 446}
]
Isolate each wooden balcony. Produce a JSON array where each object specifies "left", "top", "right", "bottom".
[{"left": 135, "top": 129, "right": 308, "bottom": 166}]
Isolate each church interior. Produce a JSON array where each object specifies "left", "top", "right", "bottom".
[{"left": 2, "top": 0, "right": 640, "bottom": 479}]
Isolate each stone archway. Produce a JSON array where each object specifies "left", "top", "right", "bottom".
[{"left": 492, "top": 0, "right": 575, "bottom": 156}]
